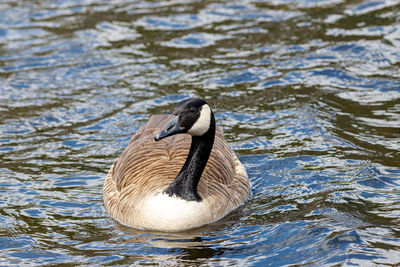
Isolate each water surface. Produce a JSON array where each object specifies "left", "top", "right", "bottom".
[{"left": 1, "top": 0, "right": 400, "bottom": 265}]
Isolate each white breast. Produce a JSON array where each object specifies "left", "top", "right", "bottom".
[{"left": 139, "top": 193, "right": 211, "bottom": 231}]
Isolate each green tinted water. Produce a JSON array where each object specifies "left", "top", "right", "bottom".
[{"left": 1, "top": 0, "right": 399, "bottom": 265}]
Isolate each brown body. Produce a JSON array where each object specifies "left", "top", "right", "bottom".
[{"left": 103, "top": 114, "right": 250, "bottom": 231}]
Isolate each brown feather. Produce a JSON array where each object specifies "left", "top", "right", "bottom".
[{"left": 103, "top": 114, "right": 250, "bottom": 230}]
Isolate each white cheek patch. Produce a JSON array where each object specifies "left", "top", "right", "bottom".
[{"left": 187, "top": 104, "right": 211, "bottom": 136}]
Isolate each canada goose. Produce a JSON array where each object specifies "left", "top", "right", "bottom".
[{"left": 103, "top": 98, "right": 250, "bottom": 231}]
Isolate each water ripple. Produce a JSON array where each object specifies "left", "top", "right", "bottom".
[{"left": 1, "top": 0, "right": 400, "bottom": 265}]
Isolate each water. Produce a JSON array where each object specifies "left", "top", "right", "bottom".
[{"left": 1, "top": 0, "right": 400, "bottom": 265}]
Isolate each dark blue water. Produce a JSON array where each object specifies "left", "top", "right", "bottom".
[{"left": 1, "top": 0, "right": 400, "bottom": 265}]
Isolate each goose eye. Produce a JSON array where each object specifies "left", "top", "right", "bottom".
[{"left": 189, "top": 107, "right": 197, "bottom": 113}]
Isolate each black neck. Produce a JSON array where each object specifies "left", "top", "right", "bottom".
[{"left": 163, "top": 114, "right": 215, "bottom": 202}]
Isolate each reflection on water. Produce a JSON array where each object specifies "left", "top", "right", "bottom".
[{"left": 1, "top": 0, "right": 400, "bottom": 265}]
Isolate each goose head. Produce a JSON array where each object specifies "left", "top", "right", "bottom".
[{"left": 155, "top": 98, "right": 213, "bottom": 141}]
